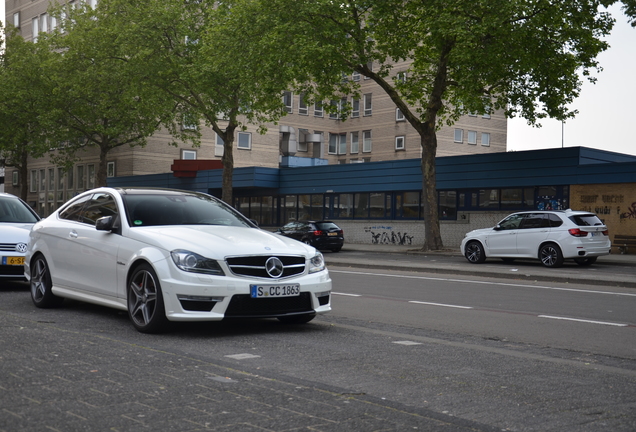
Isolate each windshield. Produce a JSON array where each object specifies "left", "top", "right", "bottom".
[
  {"left": 0, "top": 197, "right": 39, "bottom": 223},
  {"left": 123, "top": 193, "right": 253, "bottom": 228}
]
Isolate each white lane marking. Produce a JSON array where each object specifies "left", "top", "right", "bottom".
[
  {"left": 409, "top": 300, "right": 473, "bottom": 309},
  {"left": 330, "top": 269, "right": 636, "bottom": 297},
  {"left": 332, "top": 292, "right": 362, "bottom": 297},
  {"left": 225, "top": 353, "right": 261, "bottom": 360},
  {"left": 538, "top": 315, "right": 628, "bottom": 327},
  {"left": 393, "top": 341, "right": 422, "bottom": 346}
]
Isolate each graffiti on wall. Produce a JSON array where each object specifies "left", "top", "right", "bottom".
[
  {"left": 364, "top": 225, "right": 414, "bottom": 245},
  {"left": 577, "top": 194, "right": 636, "bottom": 221}
]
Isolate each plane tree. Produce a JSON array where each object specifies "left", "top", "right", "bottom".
[
  {"left": 93, "top": 0, "right": 307, "bottom": 205},
  {"left": 261, "top": 0, "right": 635, "bottom": 250},
  {"left": 37, "top": 3, "right": 188, "bottom": 188},
  {"left": 0, "top": 28, "right": 54, "bottom": 200}
]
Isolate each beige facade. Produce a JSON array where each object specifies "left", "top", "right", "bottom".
[
  {"left": 570, "top": 183, "right": 636, "bottom": 250},
  {"left": 4, "top": 0, "right": 507, "bottom": 216}
]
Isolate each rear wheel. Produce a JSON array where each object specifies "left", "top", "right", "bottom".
[
  {"left": 464, "top": 241, "right": 486, "bottom": 264},
  {"left": 30, "top": 255, "right": 64, "bottom": 308},
  {"left": 574, "top": 257, "right": 597, "bottom": 266},
  {"left": 128, "top": 264, "right": 169, "bottom": 333},
  {"left": 539, "top": 243, "right": 564, "bottom": 268}
]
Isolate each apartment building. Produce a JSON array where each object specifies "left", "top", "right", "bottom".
[{"left": 4, "top": 0, "right": 507, "bottom": 216}]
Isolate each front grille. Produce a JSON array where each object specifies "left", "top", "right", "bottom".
[
  {"left": 0, "top": 243, "right": 18, "bottom": 252},
  {"left": 226, "top": 255, "right": 305, "bottom": 279},
  {"left": 224, "top": 293, "right": 313, "bottom": 317}
]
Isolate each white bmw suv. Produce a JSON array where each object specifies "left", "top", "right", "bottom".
[{"left": 461, "top": 210, "right": 611, "bottom": 268}]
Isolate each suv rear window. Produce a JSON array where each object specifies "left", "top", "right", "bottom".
[{"left": 569, "top": 214, "right": 604, "bottom": 226}]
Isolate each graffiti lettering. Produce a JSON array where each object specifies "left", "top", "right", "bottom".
[
  {"left": 602, "top": 194, "right": 624, "bottom": 204},
  {"left": 580, "top": 195, "right": 599, "bottom": 203},
  {"left": 620, "top": 202, "right": 636, "bottom": 220},
  {"left": 369, "top": 230, "right": 413, "bottom": 245}
]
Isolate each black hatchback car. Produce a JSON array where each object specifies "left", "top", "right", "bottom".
[{"left": 277, "top": 221, "right": 344, "bottom": 252}]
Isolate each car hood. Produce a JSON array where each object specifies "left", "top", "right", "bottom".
[
  {"left": 0, "top": 224, "right": 34, "bottom": 243},
  {"left": 127, "top": 225, "right": 316, "bottom": 258},
  {"left": 466, "top": 227, "right": 496, "bottom": 237}
]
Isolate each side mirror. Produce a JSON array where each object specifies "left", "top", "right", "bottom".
[
  {"left": 96, "top": 215, "right": 115, "bottom": 231},
  {"left": 493, "top": 224, "right": 502, "bottom": 231},
  {"left": 249, "top": 219, "right": 259, "bottom": 227}
]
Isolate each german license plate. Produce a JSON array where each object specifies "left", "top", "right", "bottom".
[
  {"left": 2, "top": 256, "right": 25, "bottom": 266},
  {"left": 591, "top": 232, "right": 599, "bottom": 237},
  {"left": 327, "top": 232, "right": 338, "bottom": 236},
  {"left": 250, "top": 284, "right": 300, "bottom": 298}
]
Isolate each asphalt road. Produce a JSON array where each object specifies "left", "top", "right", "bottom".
[{"left": 1, "top": 253, "right": 635, "bottom": 431}]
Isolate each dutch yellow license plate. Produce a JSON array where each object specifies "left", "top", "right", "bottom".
[{"left": 2, "top": 256, "right": 25, "bottom": 266}]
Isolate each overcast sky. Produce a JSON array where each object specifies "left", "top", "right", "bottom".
[
  {"left": 507, "top": 4, "right": 636, "bottom": 156},
  {"left": 2, "top": 2, "right": 635, "bottom": 156}
]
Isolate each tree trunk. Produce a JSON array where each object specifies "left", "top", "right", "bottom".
[
  {"left": 96, "top": 141, "right": 109, "bottom": 188},
  {"left": 220, "top": 125, "right": 237, "bottom": 205},
  {"left": 19, "top": 146, "right": 29, "bottom": 201},
  {"left": 420, "top": 127, "right": 444, "bottom": 251}
]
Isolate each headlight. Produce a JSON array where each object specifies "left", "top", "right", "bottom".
[
  {"left": 308, "top": 252, "right": 325, "bottom": 274},
  {"left": 170, "top": 249, "right": 225, "bottom": 275}
]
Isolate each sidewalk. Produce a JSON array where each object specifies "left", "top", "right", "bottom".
[{"left": 323, "top": 243, "right": 636, "bottom": 289}]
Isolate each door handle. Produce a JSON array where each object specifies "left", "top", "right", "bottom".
[{"left": 69, "top": 230, "right": 78, "bottom": 239}]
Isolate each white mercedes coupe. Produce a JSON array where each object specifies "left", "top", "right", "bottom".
[{"left": 25, "top": 187, "right": 332, "bottom": 333}]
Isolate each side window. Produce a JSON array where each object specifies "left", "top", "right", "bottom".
[
  {"left": 59, "top": 194, "right": 93, "bottom": 222},
  {"left": 520, "top": 213, "right": 548, "bottom": 229},
  {"left": 548, "top": 214, "right": 564, "bottom": 227},
  {"left": 498, "top": 214, "right": 525, "bottom": 230},
  {"left": 80, "top": 193, "right": 118, "bottom": 225}
]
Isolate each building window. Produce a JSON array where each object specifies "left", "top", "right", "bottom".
[
  {"left": 396, "top": 71, "right": 407, "bottom": 83},
  {"left": 32, "top": 17, "right": 39, "bottom": 42},
  {"left": 283, "top": 91, "right": 293, "bottom": 113},
  {"left": 237, "top": 132, "right": 251, "bottom": 150},
  {"left": 30, "top": 170, "right": 37, "bottom": 193},
  {"left": 87, "top": 164, "right": 95, "bottom": 189},
  {"left": 328, "top": 133, "right": 347, "bottom": 155},
  {"left": 77, "top": 165, "right": 85, "bottom": 190},
  {"left": 215, "top": 134, "right": 224, "bottom": 157},
  {"left": 481, "top": 132, "right": 491, "bottom": 147},
  {"left": 352, "top": 71, "right": 360, "bottom": 82},
  {"left": 50, "top": 14, "right": 57, "bottom": 30},
  {"left": 396, "top": 108, "right": 405, "bottom": 121},
  {"left": 362, "top": 130, "right": 372, "bottom": 153},
  {"left": 395, "top": 136, "right": 405, "bottom": 151},
  {"left": 40, "top": 14, "right": 48, "bottom": 33},
  {"left": 350, "top": 131, "right": 359, "bottom": 154},
  {"left": 12, "top": 171, "right": 19, "bottom": 186},
  {"left": 363, "top": 93, "right": 372, "bottom": 116},
  {"left": 57, "top": 167, "right": 64, "bottom": 191},
  {"left": 468, "top": 130, "right": 477, "bottom": 145},
  {"left": 454, "top": 128, "right": 463, "bottom": 143},
  {"left": 39, "top": 169, "right": 46, "bottom": 191},
  {"left": 364, "top": 61, "right": 373, "bottom": 79},
  {"left": 181, "top": 150, "right": 197, "bottom": 160},
  {"left": 314, "top": 102, "right": 323, "bottom": 117},
  {"left": 351, "top": 98, "right": 360, "bottom": 118},
  {"left": 13, "top": 12, "right": 20, "bottom": 28},
  {"left": 329, "top": 100, "right": 339, "bottom": 119},
  {"left": 298, "top": 93, "right": 308, "bottom": 115},
  {"left": 107, "top": 162, "right": 116, "bottom": 177},
  {"left": 340, "top": 97, "right": 348, "bottom": 119}
]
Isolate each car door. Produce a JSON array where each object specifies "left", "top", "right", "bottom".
[
  {"left": 516, "top": 213, "right": 551, "bottom": 257},
  {"left": 486, "top": 213, "right": 525, "bottom": 256},
  {"left": 55, "top": 193, "right": 121, "bottom": 298}
]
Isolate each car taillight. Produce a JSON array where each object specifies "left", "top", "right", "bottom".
[
  {"left": 602, "top": 230, "right": 609, "bottom": 236},
  {"left": 568, "top": 228, "right": 588, "bottom": 237},
  {"left": 312, "top": 230, "right": 323, "bottom": 236}
]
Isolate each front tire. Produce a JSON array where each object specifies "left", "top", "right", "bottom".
[
  {"left": 128, "top": 264, "right": 168, "bottom": 333},
  {"left": 465, "top": 241, "right": 486, "bottom": 264},
  {"left": 30, "top": 255, "right": 64, "bottom": 308},
  {"left": 539, "top": 243, "right": 564, "bottom": 268},
  {"left": 574, "top": 257, "right": 597, "bottom": 266}
]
